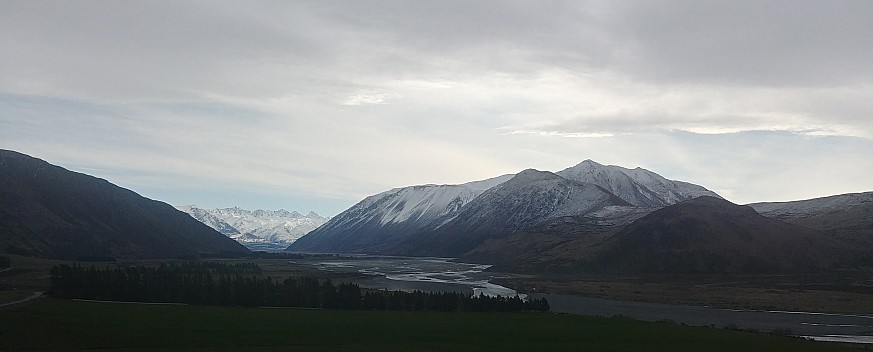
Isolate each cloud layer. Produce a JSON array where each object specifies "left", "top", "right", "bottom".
[{"left": 1, "top": 1, "right": 871, "bottom": 214}]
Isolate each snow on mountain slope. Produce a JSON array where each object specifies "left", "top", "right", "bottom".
[
  {"left": 748, "top": 192, "right": 873, "bottom": 233},
  {"left": 374, "top": 174, "right": 516, "bottom": 226},
  {"left": 177, "top": 206, "right": 329, "bottom": 250},
  {"left": 376, "top": 185, "right": 478, "bottom": 225},
  {"left": 287, "top": 174, "right": 513, "bottom": 253},
  {"left": 582, "top": 205, "right": 657, "bottom": 227},
  {"left": 455, "top": 169, "right": 628, "bottom": 231},
  {"left": 176, "top": 205, "right": 240, "bottom": 236},
  {"left": 749, "top": 192, "right": 873, "bottom": 218},
  {"left": 557, "top": 160, "right": 720, "bottom": 207},
  {"left": 466, "top": 169, "right": 631, "bottom": 226},
  {"left": 393, "top": 169, "right": 632, "bottom": 257}
]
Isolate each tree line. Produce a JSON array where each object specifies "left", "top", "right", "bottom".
[{"left": 48, "top": 262, "right": 549, "bottom": 312}]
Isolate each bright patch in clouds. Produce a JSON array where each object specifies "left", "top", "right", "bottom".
[
  {"left": 502, "top": 130, "right": 619, "bottom": 139},
  {"left": 343, "top": 92, "right": 390, "bottom": 106}
]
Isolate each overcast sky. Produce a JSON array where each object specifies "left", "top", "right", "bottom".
[{"left": 2, "top": 1, "right": 871, "bottom": 215}]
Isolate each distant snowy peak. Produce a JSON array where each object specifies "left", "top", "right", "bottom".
[
  {"left": 175, "top": 205, "right": 240, "bottom": 236},
  {"left": 176, "top": 205, "right": 329, "bottom": 250},
  {"left": 556, "top": 160, "right": 720, "bottom": 207}
]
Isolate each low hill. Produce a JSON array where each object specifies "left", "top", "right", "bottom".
[
  {"left": 749, "top": 192, "right": 873, "bottom": 238},
  {"left": 469, "top": 196, "right": 870, "bottom": 275},
  {"left": 0, "top": 150, "right": 249, "bottom": 260},
  {"left": 591, "top": 196, "right": 851, "bottom": 274}
]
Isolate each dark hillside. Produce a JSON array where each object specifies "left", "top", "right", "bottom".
[
  {"left": 0, "top": 149, "right": 249, "bottom": 260},
  {"left": 593, "top": 196, "right": 850, "bottom": 274}
]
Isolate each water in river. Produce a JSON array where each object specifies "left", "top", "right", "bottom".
[
  {"left": 298, "top": 255, "right": 871, "bottom": 344},
  {"left": 532, "top": 293, "right": 873, "bottom": 344},
  {"left": 296, "top": 255, "right": 522, "bottom": 298}
]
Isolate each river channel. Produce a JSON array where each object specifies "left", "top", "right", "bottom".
[
  {"left": 297, "top": 255, "right": 872, "bottom": 344},
  {"left": 293, "top": 255, "right": 521, "bottom": 298}
]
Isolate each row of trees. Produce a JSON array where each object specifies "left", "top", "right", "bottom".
[{"left": 48, "top": 262, "right": 549, "bottom": 312}]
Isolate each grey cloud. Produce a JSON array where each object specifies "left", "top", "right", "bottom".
[
  {"left": 304, "top": 1, "right": 873, "bottom": 88},
  {"left": 0, "top": 1, "right": 324, "bottom": 100},
  {"left": 5, "top": 0, "right": 869, "bottom": 102},
  {"left": 611, "top": 0, "right": 873, "bottom": 87},
  {"left": 1, "top": 1, "right": 870, "bottom": 211}
]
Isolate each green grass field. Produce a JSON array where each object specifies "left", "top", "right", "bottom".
[{"left": 0, "top": 298, "right": 861, "bottom": 352}]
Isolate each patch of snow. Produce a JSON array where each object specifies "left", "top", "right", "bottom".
[{"left": 748, "top": 192, "right": 873, "bottom": 217}]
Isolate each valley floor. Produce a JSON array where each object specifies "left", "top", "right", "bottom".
[{"left": 2, "top": 255, "right": 871, "bottom": 350}]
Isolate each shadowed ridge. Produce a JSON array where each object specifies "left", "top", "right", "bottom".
[
  {"left": 593, "top": 196, "right": 849, "bottom": 274},
  {"left": 0, "top": 149, "right": 250, "bottom": 260}
]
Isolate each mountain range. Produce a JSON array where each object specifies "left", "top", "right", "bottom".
[
  {"left": 288, "top": 160, "right": 873, "bottom": 274},
  {"left": 176, "top": 205, "right": 329, "bottom": 251},
  {"left": 0, "top": 150, "right": 249, "bottom": 260},
  {"left": 3, "top": 148, "right": 870, "bottom": 275}
]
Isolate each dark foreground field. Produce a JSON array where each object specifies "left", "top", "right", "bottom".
[
  {"left": 495, "top": 272, "right": 873, "bottom": 314},
  {"left": 0, "top": 299, "right": 861, "bottom": 352}
]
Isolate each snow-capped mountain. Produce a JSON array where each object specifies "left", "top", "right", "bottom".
[
  {"left": 288, "top": 174, "right": 513, "bottom": 253},
  {"left": 557, "top": 160, "right": 720, "bottom": 207},
  {"left": 394, "top": 169, "right": 632, "bottom": 256},
  {"left": 439, "top": 169, "right": 630, "bottom": 235},
  {"left": 177, "top": 205, "right": 329, "bottom": 250},
  {"left": 289, "top": 160, "right": 722, "bottom": 256},
  {"left": 176, "top": 206, "right": 241, "bottom": 236}
]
